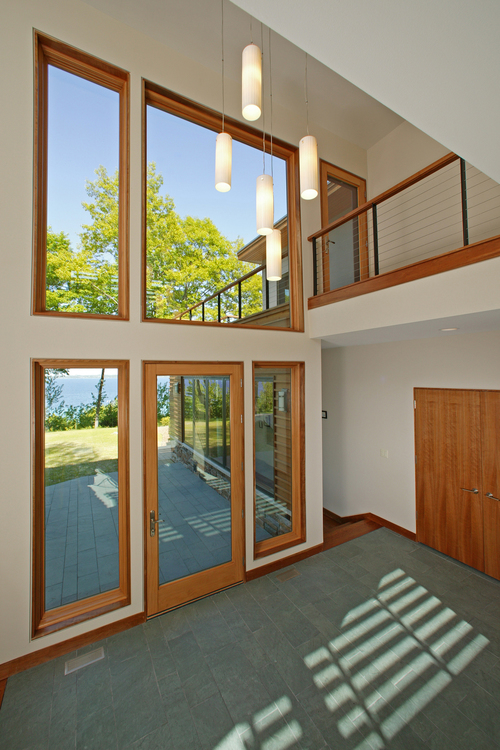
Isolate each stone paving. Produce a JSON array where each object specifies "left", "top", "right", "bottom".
[{"left": 44, "top": 470, "right": 120, "bottom": 610}]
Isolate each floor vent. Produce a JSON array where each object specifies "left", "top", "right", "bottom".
[
  {"left": 64, "top": 647, "right": 105, "bottom": 675},
  {"left": 275, "top": 567, "right": 300, "bottom": 582}
]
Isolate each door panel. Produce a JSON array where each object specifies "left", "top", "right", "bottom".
[
  {"left": 481, "top": 391, "right": 500, "bottom": 579},
  {"left": 415, "top": 388, "right": 483, "bottom": 570},
  {"left": 144, "top": 362, "right": 244, "bottom": 617}
]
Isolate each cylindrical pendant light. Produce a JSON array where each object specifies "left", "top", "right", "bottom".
[
  {"left": 256, "top": 174, "right": 273, "bottom": 235},
  {"left": 215, "top": 132, "right": 232, "bottom": 192},
  {"left": 266, "top": 229, "right": 282, "bottom": 281},
  {"left": 242, "top": 43, "right": 262, "bottom": 121},
  {"left": 215, "top": 0, "right": 232, "bottom": 192},
  {"left": 299, "top": 134, "right": 318, "bottom": 200}
]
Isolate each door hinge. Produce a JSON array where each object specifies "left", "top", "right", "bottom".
[
  {"left": 241, "top": 461, "right": 243, "bottom": 471},
  {"left": 242, "top": 509, "right": 244, "bottom": 518},
  {"left": 240, "top": 378, "right": 243, "bottom": 387},
  {"left": 414, "top": 400, "right": 416, "bottom": 409},
  {"left": 241, "top": 414, "right": 243, "bottom": 423}
]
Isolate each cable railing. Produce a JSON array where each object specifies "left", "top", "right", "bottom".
[
  {"left": 309, "top": 153, "right": 500, "bottom": 303},
  {"left": 174, "top": 264, "right": 267, "bottom": 323}
]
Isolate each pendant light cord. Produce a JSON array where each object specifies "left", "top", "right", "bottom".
[
  {"left": 269, "top": 28, "right": 273, "bottom": 182},
  {"left": 305, "top": 52, "right": 309, "bottom": 135},
  {"left": 221, "top": 0, "right": 225, "bottom": 132},
  {"left": 261, "top": 22, "right": 266, "bottom": 174}
]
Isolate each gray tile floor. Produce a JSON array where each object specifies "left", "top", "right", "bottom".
[{"left": 2, "top": 528, "right": 500, "bottom": 749}]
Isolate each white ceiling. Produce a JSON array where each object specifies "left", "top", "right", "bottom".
[
  {"left": 231, "top": 0, "right": 500, "bottom": 185},
  {"left": 81, "top": 0, "right": 403, "bottom": 149},
  {"left": 318, "top": 310, "right": 500, "bottom": 348}
]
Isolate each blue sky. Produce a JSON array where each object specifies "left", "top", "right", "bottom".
[{"left": 47, "top": 65, "right": 288, "bottom": 250}]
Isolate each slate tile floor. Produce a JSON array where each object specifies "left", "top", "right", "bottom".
[{"left": 2, "top": 528, "right": 500, "bottom": 749}]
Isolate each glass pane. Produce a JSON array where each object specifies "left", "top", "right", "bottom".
[
  {"left": 44, "top": 367, "right": 119, "bottom": 610},
  {"left": 325, "top": 176, "right": 360, "bottom": 289},
  {"left": 157, "top": 375, "right": 232, "bottom": 585},
  {"left": 254, "top": 367, "right": 292, "bottom": 541},
  {"left": 146, "top": 104, "right": 290, "bottom": 327},
  {"left": 46, "top": 66, "right": 120, "bottom": 315}
]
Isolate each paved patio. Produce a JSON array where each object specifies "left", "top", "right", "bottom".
[
  {"left": 157, "top": 459, "right": 233, "bottom": 584},
  {"left": 44, "top": 471, "right": 120, "bottom": 610}
]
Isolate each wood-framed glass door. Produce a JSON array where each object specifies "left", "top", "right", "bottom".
[
  {"left": 144, "top": 362, "right": 244, "bottom": 617},
  {"left": 319, "top": 160, "right": 368, "bottom": 292}
]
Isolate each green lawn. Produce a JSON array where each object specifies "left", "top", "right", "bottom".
[{"left": 44, "top": 427, "right": 118, "bottom": 486}]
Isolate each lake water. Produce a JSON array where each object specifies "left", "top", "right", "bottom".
[{"left": 54, "top": 377, "right": 118, "bottom": 407}]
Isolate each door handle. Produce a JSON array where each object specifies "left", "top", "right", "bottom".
[
  {"left": 485, "top": 493, "right": 500, "bottom": 502},
  {"left": 461, "top": 488, "right": 478, "bottom": 494},
  {"left": 150, "top": 510, "right": 163, "bottom": 537}
]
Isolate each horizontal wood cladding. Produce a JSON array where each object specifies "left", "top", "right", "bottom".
[{"left": 308, "top": 234, "right": 500, "bottom": 309}]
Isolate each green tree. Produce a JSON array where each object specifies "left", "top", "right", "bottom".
[
  {"left": 145, "top": 163, "right": 262, "bottom": 320},
  {"left": 46, "top": 163, "right": 262, "bottom": 320},
  {"left": 44, "top": 368, "right": 69, "bottom": 415}
]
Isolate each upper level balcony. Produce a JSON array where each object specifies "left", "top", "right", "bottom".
[{"left": 307, "top": 154, "right": 500, "bottom": 345}]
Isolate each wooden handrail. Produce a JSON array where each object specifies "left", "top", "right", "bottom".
[
  {"left": 308, "top": 152, "right": 460, "bottom": 242},
  {"left": 175, "top": 264, "right": 265, "bottom": 319}
]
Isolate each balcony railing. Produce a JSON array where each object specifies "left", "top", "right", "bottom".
[
  {"left": 174, "top": 264, "right": 265, "bottom": 322},
  {"left": 309, "top": 153, "right": 500, "bottom": 307}
]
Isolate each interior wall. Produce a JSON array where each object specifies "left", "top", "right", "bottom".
[
  {"left": 321, "top": 330, "right": 500, "bottom": 531},
  {"left": 0, "top": 0, "right": 368, "bottom": 664}
]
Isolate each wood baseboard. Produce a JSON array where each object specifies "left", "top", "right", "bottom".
[
  {"left": 0, "top": 678, "right": 6, "bottom": 709},
  {"left": 323, "top": 508, "right": 416, "bottom": 542},
  {"left": 246, "top": 544, "right": 324, "bottom": 580},
  {"left": 365, "top": 513, "right": 416, "bottom": 541},
  {"left": 0, "top": 612, "right": 146, "bottom": 681}
]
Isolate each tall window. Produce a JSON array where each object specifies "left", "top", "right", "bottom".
[
  {"left": 253, "top": 362, "right": 305, "bottom": 557},
  {"left": 143, "top": 82, "right": 303, "bottom": 332},
  {"left": 33, "top": 32, "right": 129, "bottom": 318},
  {"left": 32, "top": 360, "right": 130, "bottom": 637}
]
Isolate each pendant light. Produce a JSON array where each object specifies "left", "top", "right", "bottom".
[
  {"left": 266, "top": 229, "right": 282, "bottom": 280},
  {"left": 215, "top": 0, "right": 232, "bottom": 192},
  {"left": 242, "top": 42, "right": 262, "bottom": 121},
  {"left": 256, "top": 26, "right": 273, "bottom": 235},
  {"left": 299, "top": 53, "right": 318, "bottom": 200},
  {"left": 265, "top": 29, "right": 281, "bottom": 280}
]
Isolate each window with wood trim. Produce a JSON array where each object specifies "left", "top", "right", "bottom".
[
  {"left": 319, "top": 160, "right": 367, "bottom": 289},
  {"left": 33, "top": 32, "right": 129, "bottom": 319},
  {"left": 32, "top": 360, "right": 130, "bottom": 638},
  {"left": 253, "top": 362, "right": 305, "bottom": 558},
  {"left": 143, "top": 81, "right": 303, "bottom": 332}
]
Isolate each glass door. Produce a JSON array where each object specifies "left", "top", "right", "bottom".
[{"left": 144, "top": 362, "right": 244, "bottom": 616}]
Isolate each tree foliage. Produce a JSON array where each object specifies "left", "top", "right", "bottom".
[{"left": 46, "top": 163, "right": 263, "bottom": 320}]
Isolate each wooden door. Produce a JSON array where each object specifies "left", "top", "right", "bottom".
[
  {"left": 481, "top": 391, "right": 500, "bottom": 579},
  {"left": 144, "top": 362, "right": 245, "bottom": 617},
  {"left": 415, "top": 388, "right": 484, "bottom": 570}
]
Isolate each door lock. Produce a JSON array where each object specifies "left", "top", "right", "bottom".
[{"left": 150, "top": 510, "right": 163, "bottom": 537}]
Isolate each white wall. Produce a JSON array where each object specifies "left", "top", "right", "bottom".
[
  {"left": 322, "top": 331, "right": 500, "bottom": 531},
  {"left": 0, "top": 0, "right": 367, "bottom": 664}
]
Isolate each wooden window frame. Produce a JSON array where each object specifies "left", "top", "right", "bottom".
[
  {"left": 142, "top": 80, "right": 304, "bottom": 332},
  {"left": 253, "top": 361, "right": 305, "bottom": 559},
  {"left": 319, "top": 160, "right": 368, "bottom": 290},
  {"left": 33, "top": 31, "right": 130, "bottom": 320},
  {"left": 32, "top": 359, "right": 130, "bottom": 638}
]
